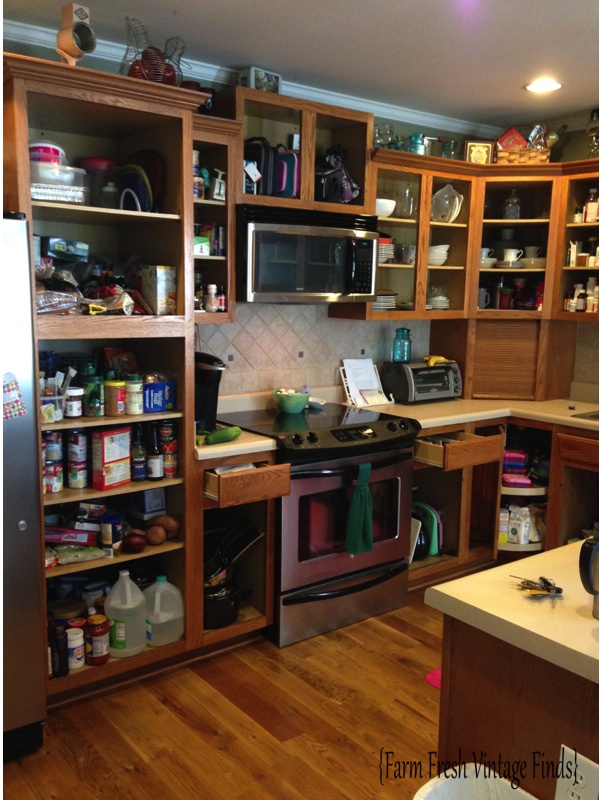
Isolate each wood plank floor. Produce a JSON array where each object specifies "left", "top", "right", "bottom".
[{"left": 4, "top": 590, "right": 443, "bottom": 800}]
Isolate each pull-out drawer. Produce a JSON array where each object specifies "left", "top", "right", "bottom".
[
  {"left": 205, "top": 462, "right": 291, "bottom": 507},
  {"left": 414, "top": 432, "right": 503, "bottom": 471}
]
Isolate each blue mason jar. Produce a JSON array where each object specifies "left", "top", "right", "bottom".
[{"left": 392, "top": 328, "right": 412, "bottom": 363}]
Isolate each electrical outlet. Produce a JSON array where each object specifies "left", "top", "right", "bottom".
[{"left": 554, "top": 745, "right": 599, "bottom": 800}]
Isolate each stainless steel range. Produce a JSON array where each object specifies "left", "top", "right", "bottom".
[{"left": 217, "top": 402, "right": 421, "bottom": 646}]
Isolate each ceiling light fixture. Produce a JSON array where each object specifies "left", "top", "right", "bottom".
[{"left": 526, "top": 77, "right": 562, "bottom": 93}]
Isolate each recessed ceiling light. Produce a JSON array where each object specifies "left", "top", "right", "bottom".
[{"left": 526, "top": 78, "right": 562, "bottom": 93}]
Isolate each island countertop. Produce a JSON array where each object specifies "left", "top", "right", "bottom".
[{"left": 425, "top": 541, "right": 599, "bottom": 683}]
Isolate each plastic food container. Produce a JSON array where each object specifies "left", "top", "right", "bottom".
[
  {"left": 30, "top": 162, "right": 89, "bottom": 204},
  {"left": 29, "top": 140, "right": 66, "bottom": 164}
]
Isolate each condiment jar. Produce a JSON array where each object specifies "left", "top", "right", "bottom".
[
  {"left": 104, "top": 379, "right": 126, "bottom": 416},
  {"left": 125, "top": 373, "right": 144, "bottom": 416},
  {"left": 66, "top": 628, "right": 85, "bottom": 670},
  {"left": 84, "top": 614, "right": 110, "bottom": 666},
  {"left": 65, "top": 386, "right": 84, "bottom": 418},
  {"left": 83, "top": 376, "right": 104, "bottom": 417}
]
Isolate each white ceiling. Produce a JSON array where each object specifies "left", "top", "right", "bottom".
[{"left": 3, "top": 0, "right": 599, "bottom": 137}]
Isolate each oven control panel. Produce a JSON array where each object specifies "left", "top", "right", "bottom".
[{"left": 279, "top": 417, "right": 420, "bottom": 457}]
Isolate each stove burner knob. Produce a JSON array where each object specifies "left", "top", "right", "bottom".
[
  {"left": 399, "top": 419, "right": 410, "bottom": 430},
  {"left": 386, "top": 421, "right": 398, "bottom": 432},
  {"left": 291, "top": 434, "right": 304, "bottom": 446},
  {"left": 307, "top": 431, "right": 319, "bottom": 443}
]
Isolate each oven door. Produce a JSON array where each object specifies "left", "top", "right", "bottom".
[{"left": 278, "top": 448, "right": 413, "bottom": 593}]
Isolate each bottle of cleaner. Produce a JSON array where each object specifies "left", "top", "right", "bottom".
[
  {"left": 143, "top": 575, "right": 184, "bottom": 647},
  {"left": 104, "top": 570, "right": 146, "bottom": 657}
]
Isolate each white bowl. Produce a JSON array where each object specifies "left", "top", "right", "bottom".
[
  {"left": 429, "top": 244, "right": 450, "bottom": 251},
  {"left": 376, "top": 198, "right": 396, "bottom": 217},
  {"left": 429, "top": 256, "right": 448, "bottom": 266},
  {"left": 480, "top": 257, "right": 498, "bottom": 267}
]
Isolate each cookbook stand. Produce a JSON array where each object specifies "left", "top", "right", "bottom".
[{"left": 340, "top": 358, "right": 393, "bottom": 407}]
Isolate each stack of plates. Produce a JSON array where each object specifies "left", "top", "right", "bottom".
[
  {"left": 378, "top": 241, "right": 395, "bottom": 263},
  {"left": 372, "top": 291, "right": 397, "bottom": 311},
  {"left": 427, "top": 294, "right": 450, "bottom": 309}
]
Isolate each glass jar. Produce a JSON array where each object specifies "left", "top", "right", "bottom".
[
  {"left": 204, "top": 284, "right": 219, "bottom": 313},
  {"left": 441, "top": 139, "right": 459, "bottom": 159},
  {"left": 392, "top": 328, "right": 412, "bottom": 363},
  {"left": 503, "top": 188, "right": 521, "bottom": 220},
  {"left": 407, "top": 132, "right": 425, "bottom": 155}
]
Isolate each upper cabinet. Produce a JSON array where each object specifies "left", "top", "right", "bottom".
[
  {"left": 330, "top": 150, "right": 477, "bottom": 320},
  {"left": 550, "top": 160, "right": 599, "bottom": 322},
  {"left": 212, "top": 86, "right": 373, "bottom": 212}
]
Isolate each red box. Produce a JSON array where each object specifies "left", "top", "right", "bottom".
[{"left": 92, "top": 427, "right": 131, "bottom": 491}]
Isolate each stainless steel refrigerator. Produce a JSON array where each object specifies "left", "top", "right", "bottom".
[{"left": 3, "top": 213, "right": 46, "bottom": 759}]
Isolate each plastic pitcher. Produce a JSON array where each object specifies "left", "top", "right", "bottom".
[
  {"left": 144, "top": 576, "right": 184, "bottom": 646},
  {"left": 104, "top": 570, "right": 146, "bottom": 657}
]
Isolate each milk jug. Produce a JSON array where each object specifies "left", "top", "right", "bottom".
[
  {"left": 104, "top": 570, "right": 146, "bottom": 657},
  {"left": 143, "top": 575, "right": 184, "bottom": 646}
]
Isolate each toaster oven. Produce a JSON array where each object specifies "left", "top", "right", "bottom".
[{"left": 381, "top": 361, "right": 462, "bottom": 404}]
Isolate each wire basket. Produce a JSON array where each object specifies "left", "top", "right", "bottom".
[{"left": 119, "top": 18, "right": 185, "bottom": 86}]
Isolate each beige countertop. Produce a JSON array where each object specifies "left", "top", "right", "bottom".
[
  {"left": 195, "top": 393, "right": 598, "bottom": 459},
  {"left": 425, "top": 541, "right": 599, "bottom": 682}
]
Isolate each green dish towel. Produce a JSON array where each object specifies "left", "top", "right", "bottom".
[{"left": 345, "top": 463, "right": 373, "bottom": 555}]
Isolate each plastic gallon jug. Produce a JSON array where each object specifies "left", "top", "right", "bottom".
[
  {"left": 143, "top": 575, "right": 184, "bottom": 647},
  {"left": 104, "top": 570, "right": 146, "bottom": 657}
]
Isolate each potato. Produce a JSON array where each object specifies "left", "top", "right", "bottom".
[
  {"left": 146, "top": 525, "right": 167, "bottom": 546},
  {"left": 146, "top": 514, "right": 180, "bottom": 539}
]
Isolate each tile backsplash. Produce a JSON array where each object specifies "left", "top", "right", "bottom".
[
  {"left": 197, "top": 307, "right": 598, "bottom": 401},
  {"left": 196, "top": 305, "right": 430, "bottom": 395}
]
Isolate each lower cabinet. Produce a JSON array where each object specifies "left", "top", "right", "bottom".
[{"left": 409, "top": 422, "right": 504, "bottom": 588}]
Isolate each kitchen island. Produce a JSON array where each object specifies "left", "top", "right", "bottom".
[{"left": 425, "top": 542, "right": 599, "bottom": 800}]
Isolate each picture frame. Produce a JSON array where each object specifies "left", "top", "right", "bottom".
[
  {"left": 465, "top": 141, "right": 493, "bottom": 165},
  {"left": 239, "top": 67, "right": 281, "bottom": 94}
]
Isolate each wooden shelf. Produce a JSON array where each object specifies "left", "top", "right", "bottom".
[
  {"left": 43, "top": 476, "right": 184, "bottom": 506},
  {"left": 45, "top": 540, "right": 184, "bottom": 578},
  {"left": 41, "top": 411, "right": 184, "bottom": 433},
  {"left": 36, "top": 314, "right": 187, "bottom": 341},
  {"left": 500, "top": 486, "right": 548, "bottom": 496}
]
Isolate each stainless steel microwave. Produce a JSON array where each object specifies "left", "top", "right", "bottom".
[
  {"left": 381, "top": 361, "right": 463, "bottom": 404},
  {"left": 237, "top": 205, "right": 378, "bottom": 303}
]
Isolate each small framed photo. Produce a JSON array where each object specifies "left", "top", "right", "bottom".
[
  {"left": 465, "top": 141, "right": 493, "bottom": 164},
  {"left": 239, "top": 67, "right": 281, "bottom": 94}
]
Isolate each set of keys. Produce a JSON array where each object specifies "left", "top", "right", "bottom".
[{"left": 511, "top": 575, "right": 563, "bottom": 597}]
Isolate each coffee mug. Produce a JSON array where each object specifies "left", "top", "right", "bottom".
[
  {"left": 525, "top": 246, "right": 542, "bottom": 258},
  {"left": 497, "top": 287, "right": 513, "bottom": 309},
  {"left": 477, "top": 288, "right": 491, "bottom": 308},
  {"left": 503, "top": 248, "right": 523, "bottom": 263},
  {"left": 481, "top": 248, "right": 494, "bottom": 258},
  {"left": 402, "top": 244, "right": 417, "bottom": 264}
]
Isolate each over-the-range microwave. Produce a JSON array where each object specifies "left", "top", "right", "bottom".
[{"left": 237, "top": 205, "right": 378, "bottom": 303}]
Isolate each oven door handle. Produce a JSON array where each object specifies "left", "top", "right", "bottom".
[
  {"left": 281, "top": 562, "right": 407, "bottom": 605},
  {"left": 290, "top": 451, "right": 412, "bottom": 480}
]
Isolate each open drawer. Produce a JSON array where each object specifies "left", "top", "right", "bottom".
[
  {"left": 204, "top": 462, "right": 291, "bottom": 508},
  {"left": 414, "top": 432, "right": 503, "bottom": 471}
]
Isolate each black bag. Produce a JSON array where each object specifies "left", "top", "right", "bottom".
[
  {"left": 314, "top": 145, "right": 360, "bottom": 204},
  {"left": 244, "top": 136, "right": 279, "bottom": 196}
]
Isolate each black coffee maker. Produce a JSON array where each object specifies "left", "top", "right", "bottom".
[{"left": 194, "top": 352, "right": 226, "bottom": 431}]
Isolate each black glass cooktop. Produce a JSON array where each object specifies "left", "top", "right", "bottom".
[{"left": 218, "top": 402, "right": 420, "bottom": 461}]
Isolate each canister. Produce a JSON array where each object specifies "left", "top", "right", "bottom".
[
  {"left": 66, "top": 628, "right": 85, "bottom": 670},
  {"left": 45, "top": 460, "right": 63, "bottom": 493},
  {"left": 67, "top": 461, "right": 87, "bottom": 489},
  {"left": 67, "top": 429, "right": 88, "bottom": 462},
  {"left": 44, "top": 431, "right": 63, "bottom": 461}
]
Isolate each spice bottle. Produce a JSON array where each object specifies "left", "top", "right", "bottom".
[
  {"left": 67, "top": 628, "right": 85, "bottom": 671},
  {"left": 584, "top": 188, "right": 599, "bottom": 222},
  {"left": 146, "top": 422, "right": 164, "bottom": 481},
  {"left": 217, "top": 285, "right": 227, "bottom": 312},
  {"left": 204, "top": 284, "right": 219, "bottom": 312}
]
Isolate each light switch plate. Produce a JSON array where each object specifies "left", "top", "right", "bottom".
[{"left": 554, "top": 745, "right": 599, "bottom": 800}]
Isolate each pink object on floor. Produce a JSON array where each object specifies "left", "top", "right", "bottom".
[{"left": 426, "top": 668, "right": 442, "bottom": 689}]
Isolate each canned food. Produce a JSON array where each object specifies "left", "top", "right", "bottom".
[
  {"left": 68, "top": 461, "right": 87, "bottom": 489},
  {"left": 67, "top": 430, "right": 88, "bottom": 462},
  {"left": 45, "top": 460, "right": 63, "bottom": 493},
  {"left": 44, "top": 431, "right": 62, "bottom": 462}
]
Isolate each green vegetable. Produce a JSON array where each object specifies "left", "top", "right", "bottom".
[{"left": 204, "top": 426, "right": 242, "bottom": 445}]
